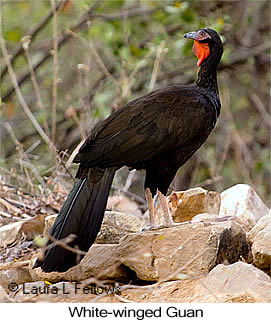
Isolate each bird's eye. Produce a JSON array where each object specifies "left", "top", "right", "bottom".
[{"left": 200, "top": 31, "right": 205, "bottom": 36}]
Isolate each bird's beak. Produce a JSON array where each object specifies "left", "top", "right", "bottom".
[
  {"left": 184, "top": 31, "right": 199, "bottom": 40},
  {"left": 184, "top": 31, "right": 211, "bottom": 67},
  {"left": 184, "top": 30, "right": 212, "bottom": 41}
]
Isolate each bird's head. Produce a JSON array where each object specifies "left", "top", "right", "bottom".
[{"left": 184, "top": 28, "right": 223, "bottom": 67}]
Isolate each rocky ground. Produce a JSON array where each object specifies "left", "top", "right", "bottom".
[{"left": 0, "top": 183, "right": 270, "bottom": 303}]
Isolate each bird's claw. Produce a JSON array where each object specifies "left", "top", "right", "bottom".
[{"left": 140, "top": 223, "right": 176, "bottom": 232}]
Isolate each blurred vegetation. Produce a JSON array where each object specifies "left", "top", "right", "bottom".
[{"left": 0, "top": 0, "right": 270, "bottom": 205}]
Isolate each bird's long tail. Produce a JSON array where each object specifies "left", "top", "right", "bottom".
[{"left": 38, "top": 167, "right": 116, "bottom": 272}]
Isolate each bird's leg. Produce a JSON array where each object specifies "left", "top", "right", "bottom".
[
  {"left": 153, "top": 192, "right": 159, "bottom": 214},
  {"left": 145, "top": 188, "right": 155, "bottom": 227},
  {"left": 157, "top": 190, "right": 174, "bottom": 226},
  {"left": 144, "top": 188, "right": 174, "bottom": 230}
]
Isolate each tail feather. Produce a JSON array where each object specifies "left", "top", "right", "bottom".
[{"left": 39, "top": 168, "right": 115, "bottom": 272}]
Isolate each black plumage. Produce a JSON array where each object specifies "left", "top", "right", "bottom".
[{"left": 38, "top": 28, "right": 223, "bottom": 272}]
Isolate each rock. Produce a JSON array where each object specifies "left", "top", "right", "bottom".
[
  {"left": 0, "top": 268, "right": 33, "bottom": 290},
  {"left": 20, "top": 214, "right": 47, "bottom": 239},
  {"left": 0, "top": 222, "right": 23, "bottom": 247},
  {"left": 118, "top": 221, "right": 249, "bottom": 281},
  {"left": 67, "top": 244, "right": 128, "bottom": 281},
  {"left": 11, "top": 281, "right": 82, "bottom": 302},
  {"left": 248, "top": 212, "right": 271, "bottom": 242},
  {"left": 195, "top": 262, "right": 271, "bottom": 302},
  {"left": 192, "top": 213, "right": 221, "bottom": 223},
  {"left": 12, "top": 281, "right": 74, "bottom": 302},
  {"left": 12, "top": 280, "right": 120, "bottom": 303},
  {"left": 30, "top": 244, "right": 128, "bottom": 283},
  {"left": 107, "top": 196, "right": 142, "bottom": 217},
  {"left": 111, "top": 279, "right": 201, "bottom": 303},
  {"left": 95, "top": 211, "right": 145, "bottom": 244},
  {"left": 0, "top": 285, "right": 13, "bottom": 303},
  {"left": 0, "top": 215, "right": 46, "bottom": 247},
  {"left": 10, "top": 278, "right": 260, "bottom": 303},
  {"left": 185, "top": 292, "right": 259, "bottom": 303},
  {"left": 43, "top": 214, "right": 57, "bottom": 237},
  {"left": 169, "top": 187, "right": 221, "bottom": 223},
  {"left": 219, "top": 184, "right": 269, "bottom": 230},
  {"left": 248, "top": 213, "right": 271, "bottom": 271},
  {"left": 42, "top": 211, "right": 145, "bottom": 244}
]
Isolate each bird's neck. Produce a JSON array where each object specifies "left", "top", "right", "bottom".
[{"left": 196, "top": 65, "right": 218, "bottom": 95}]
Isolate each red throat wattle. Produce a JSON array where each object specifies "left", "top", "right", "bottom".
[{"left": 193, "top": 40, "right": 210, "bottom": 66}]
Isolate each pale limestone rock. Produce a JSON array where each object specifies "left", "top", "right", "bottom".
[
  {"left": 95, "top": 211, "right": 145, "bottom": 244},
  {"left": 248, "top": 213, "right": 271, "bottom": 270},
  {"left": 43, "top": 211, "right": 145, "bottom": 244},
  {"left": 12, "top": 281, "right": 73, "bottom": 302},
  {"left": 0, "top": 268, "right": 33, "bottom": 290},
  {"left": 0, "top": 285, "right": 13, "bottom": 303},
  {"left": 43, "top": 214, "right": 57, "bottom": 237},
  {"left": 11, "top": 279, "right": 262, "bottom": 303},
  {"left": 195, "top": 262, "right": 271, "bottom": 302},
  {"left": 107, "top": 196, "right": 142, "bottom": 217},
  {"left": 0, "top": 222, "right": 23, "bottom": 247},
  {"left": 19, "top": 214, "right": 46, "bottom": 239},
  {"left": 248, "top": 212, "right": 271, "bottom": 242},
  {"left": 191, "top": 213, "right": 221, "bottom": 223},
  {"left": 169, "top": 187, "right": 221, "bottom": 223},
  {"left": 0, "top": 215, "right": 46, "bottom": 247},
  {"left": 31, "top": 221, "right": 249, "bottom": 284},
  {"left": 118, "top": 221, "right": 249, "bottom": 281},
  {"left": 67, "top": 244, "right": 128, "bottom": 281},
  {"left": 219, "top": 184, "right": 269, "bottom": 230},
  {"left": 13, "top": 281, "right": 120, "bottom": 302},
  {"left": 30, "top": 244, "right": 128, "bottom": 283},
  {"left": 185, "top": 292, "right": 259, "bottom": 303}
]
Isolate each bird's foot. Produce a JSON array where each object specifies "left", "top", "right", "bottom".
[
  {"left": 140, "top": 222, "right": 177, "bottom": 232},
  {"left": 140, "top": 224, "right": 157, "bottom": 232}
]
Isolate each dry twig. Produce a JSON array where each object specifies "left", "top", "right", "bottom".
[
  {"left": 2, "top": 4, "right": 159, "bottom": 102},
  {"left": 0, "top": 20, "right": 53, "bottom": 147},
  {"left": 23, "top": 43, "right": 50, "bottom": 136},
  {"left": 149, "top": 41, "right": 166, "bottom": 91},
  {"left": 50, "top": 0, "right": 59, "bottom": 144},
  {"left": 0, "top": 0, "right": 65, "bottom": 79},
  {"left": 0, "top": 260, "right": 30, "bottom": 271}
]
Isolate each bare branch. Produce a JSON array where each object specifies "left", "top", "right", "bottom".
[
  {"left": 46, "top": 234, "right": 87, "bottom": 256},
  {"left": 0, "top": 21, "right": 53, "bottom": 147},
  {"left": 23, "top": 43, "right": 50, "bottom": 136},
  {"left": 148, "top": 40, "right": 166, "bottom": 91},
  {"left": 50, "top": 0, "right": 59, "bottom": 144},
  {"left": 0, "top": 0, "right": 65, "bottom": 80},
  {"left": 1, "top": 5, "right": 160, "bottom": 102},
  {"left": 250, "top": 94, "right": 271, "bottom": 129},
  {"left": 0, "top": 260, "right": 30, "bottom": 271}
]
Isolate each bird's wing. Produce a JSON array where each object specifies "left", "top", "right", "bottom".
[{"left": 74, "top": 86, "right": 211, "bottom": 168}]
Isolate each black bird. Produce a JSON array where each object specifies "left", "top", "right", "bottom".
[{"left": 38, "top": 28, "right": 223, "bottom": 272}]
